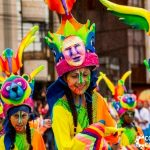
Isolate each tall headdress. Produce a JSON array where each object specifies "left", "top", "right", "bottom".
[
  {"left": 45, "top": 0, "right": 99, "bottom": 115},
  {"left": 44, "top": 0, "right": 99, "bottom": 77},
  {"left": 97, "top": 70, "right": 136, "bottom": 117},
  {"left": 97, "top": 70, "right": 132, "bottom": 101},
  {"left": 0, "top": 26, "right": 44, "bottom": 114}
]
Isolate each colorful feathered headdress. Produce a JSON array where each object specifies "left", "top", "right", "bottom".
[
  {"left": 112, "top": 94, "right": 137, "bottom": 117},
  {"left": 97, "top": 70, "right": 136, "bottom": 116},
  {"left": 0, "top": 26, "right": 44, "bottom": 114},
  {"left": 0, "top": 26, "right": 39, "bottom": 77},
  {"left": 44, "top": 0, "right": 99, "bottom": 77},
  {"left": 97, "top": 71, "right": 135, "bottom": 116},
  {"left": 97, "top": 70, "right": 132, "bottom": 101}
]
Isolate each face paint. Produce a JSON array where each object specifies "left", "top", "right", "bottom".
[
  {"left": 18, "top": 111, "right": 22, "bottom": 124},
  {"left": 66, "top": 68, "right": 91, "bottom": 95},
  {"left": 10, "top": 111, "right": 29, "bottom": 133},
  {"left": 79, "top": 72, "right": 83, "bottom": 84},
  {"left": 62, "top": 36, "right": 86, "bottom": 66}
]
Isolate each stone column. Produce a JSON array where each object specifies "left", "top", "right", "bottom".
[{"left": 0, "top": 0, "right": 18, "bottom": 52}]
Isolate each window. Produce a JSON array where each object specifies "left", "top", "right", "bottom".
[{"left": 16, "top": 0, "right": 49, "bottom": 52}]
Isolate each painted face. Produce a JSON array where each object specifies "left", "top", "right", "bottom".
[
  {"left": 123, "top": 111, "right": 135, "bottom": 124},
  {"left": 10, "top": 111, "right": 29, "bottom": 133},
  {"left": 62, "top": 36, "right": 86, "bottom": 66},
  {"left": 66, "top": 68, "right": 91, "bottom": 95}
]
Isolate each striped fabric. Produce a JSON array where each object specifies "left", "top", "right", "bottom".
[
  {"left": 75, "top": 122, "right": 111, "bottom": 150},
  {"left": 122, "top": 145, "right": 138, "bottom": 150}
]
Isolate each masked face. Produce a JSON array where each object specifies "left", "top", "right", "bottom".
[
  {"left": 10, "top": 111, "right": 29, "bottom": 133},
  {"left": 65, "top": 67, "right": 91, "bottom": 95},
  {"left": 62, "top": 36, "right": 86, "bottom": 66}
]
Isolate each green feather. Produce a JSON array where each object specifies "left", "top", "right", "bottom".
[
  {"left": 64, "top": 21, "right": 76, "bottom": 37},
  {"left": 77, "top": 25, "right": 88, "bottom": 43},
  {"left": 110, "top": 11, "right": 149, "bottom": 32},
  {"left": 144, "top": 59, "right": 150, "bottom": 72}
]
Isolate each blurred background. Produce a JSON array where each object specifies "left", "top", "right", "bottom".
[{"left": 0, "top": 0, "right": 150, "bottom": 101}]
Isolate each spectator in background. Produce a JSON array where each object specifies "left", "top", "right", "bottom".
[
  {"left": 135, "top": 100, "right": 150, "bottom": 143},
  {"left": 143, "top": 100, "right": 150, "bottom": 143}
]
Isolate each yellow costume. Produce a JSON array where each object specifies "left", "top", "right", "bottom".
[
  {"left": 52, "top": 91, "right": 116, "bottom": 149},
  {"left": 0, "top": 129, "right": 46, "bottom": 150}
]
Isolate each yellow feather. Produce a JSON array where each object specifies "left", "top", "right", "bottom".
[
  {"left": 99, "top": 72, "right": 115, "bottom": 95},
  {"left": 30, "top": 65, "right": 44, "bottom": 80},
  {"left": 121, "top": 70, "right": 132, "bottom": 83},
  {"left": 105, "top": 126, "right": 125, "bottom": 136},
  {"left": 96, "top": 75, "right": 103, "bottom": 86},
  {"left": 17, "top": 26, "right": 39, "bottom": 67}
]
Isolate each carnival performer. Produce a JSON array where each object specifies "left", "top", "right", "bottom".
[
  {"left": 0, "top": 26, "right": 46, "bottom": 150},
  {"left": 44, "top": 0, "right": 121, "bottom": 149},
  {"left": 98, "top": 71, "right": 150, "bottom": 149},
  {"left": 112, "top": 94, "right": 144, "bottom": 147}
]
